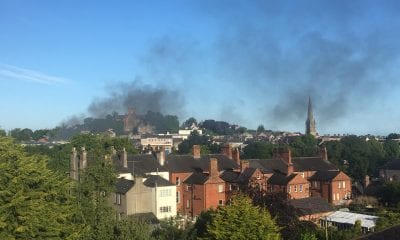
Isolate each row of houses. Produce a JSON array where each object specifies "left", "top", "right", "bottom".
[{"left": 70, "top": 144, "right": 352, "bottom": 221}]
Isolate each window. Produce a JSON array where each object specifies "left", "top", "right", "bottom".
[
  {"left": 338, "top": 181, "right": 341, "bottom": 189},
  {"left": 160, "top": 206, "right": 171, "bottom": 213},
  {"left": 299, "top": 184, "right": 303, "bottom": 192},
  {"left": 115, "top": 193, "right": 121, "bottom": 205},
  {"left": 288, "top": 185, "right": 291, "bottom": 193},
  {"left": 176, "top": 177, "right": 180, "bottom": 186},
  {"left": 342, "top": 181, "right": 346, "bottom": 188},
  {"left": 337, "top": 193, "right": 340, "bottom": 200},
  {"left": 301, "top": 172, "right": 305, "bottom": 178},
  {"left": 229, "top": 184, "right": 232, "bottom": 191},
  {"left": 314, "top": 181, "right": 318, "bottom": 188},
  {"left": 218, "top": 184, "right": 224, "bottom": 193},
  {"left": 218, "top": 200, "right": 224, "bottom": 206},
  {"left": 256, "top": 173, "right": 261, "bottom": 180},
  {"left": 186, "top": 200, "right": 190, "bottom": 209},
  {"left": 333, "top": 193, "right": 336, "bottom": 201},
  {"left": 160, "top": 189, "right": 172, "bottom": 197},
  {"left": 186, "top": 185, "right": 190, "bottom": 191},
  {"left": 294, "top": 185, "right": 297, "bottom": 192},
  {"left": 176, "top": 191, "right": 180, "bottom": 203}
]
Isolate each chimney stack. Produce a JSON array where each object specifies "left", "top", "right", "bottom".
[
  {"left": 80, "top": 147, "right": 87, "bottom": 170},
  {"left": 122, "top": 148, "right": 128, "bottom": 168},
  {"left": 221, "top": 143, "right": 233, "bottom": 159},
  {"left": 240, "top": 160, "right": 250, "bottom": 172},
  {"left": 157, "top": 146, "right": 166, "bottom": 166},
  {"left": 192, "top": 145, "right": 201, "bottom": 159},
  {"left": 209, "top": 158, "right": 219, "bottom": 180},
  {"left": 70, "top": 147, "right": 78, "bottom": 180},
  {"left": 318, "top": 147, "right": 328, "bottom": 161},
  {"left": 232, "top": 148, "right": 240, "bottom": 166},
  {"left": 273, "top": 147, "right": 293, "bottom": 176}
]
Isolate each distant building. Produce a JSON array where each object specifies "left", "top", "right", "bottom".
[
  {"left": 305, "top": 96, "right": 318, "bottom": 136},
  {"left": 379, "top": 159, "right": 400, "bottom": 182}
]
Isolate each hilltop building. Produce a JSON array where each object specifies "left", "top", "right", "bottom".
[{"left": 305, "top": 97, "right": 318, "bottom": 136}]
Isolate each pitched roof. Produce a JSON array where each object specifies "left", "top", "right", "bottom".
[
  {"left": 115, "top": 178, "right": 135, "bottom": 194},
  {"left": 220, "top": 170, "right": 240, "bottom": 182},
  {"left": 184, "top": 172, "right": 209, "bottom": 184},
  {"left": 381, "top": 159, "right": 400, "bottom": 170},
  {"left": 308, "top": 170, "right": 341, "bottom": 181},
  {"left": 248, "top": 157, "right": 337, "bottom": 175},
  {"left": 143, "top": 175, "right": 174, "bottom": 187},
  {"left": 289, "top": 197, "right": 334, "bottom": 215},
  {"left": 116, "top": 153, "right": 168, "bottom": 176},
  {"left": 267, "top": 173, "right": 297, "bottom": 185},
  {"left": 238, "top": 168, "right": 257, "bottom": 182},
  {"left": 165, "top": 154, "right": 239, "bottom": 173}
]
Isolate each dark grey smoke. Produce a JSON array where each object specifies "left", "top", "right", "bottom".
[
  {"left": 199, "top": 0, "right": 400, "bottom": 131},
  {"left": 88, "top": 80, "right": 184, "bottom": 117}
]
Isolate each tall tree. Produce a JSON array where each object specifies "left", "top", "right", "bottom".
[
  {"left": 242, "top": 141, "right": 274, "bottom": 159},
  {"left": 289, "top": 134, "right": 318, "bottom": 157},
  {"left": 0, "top": 137, "right": 79, "bottom": 239},
  {"left": 206, "top": 194, "right": 280, "bottom": 240}
]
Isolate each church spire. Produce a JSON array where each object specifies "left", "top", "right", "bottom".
[{"left": 305, "top": 96, "right": 317, "bottom": 136}]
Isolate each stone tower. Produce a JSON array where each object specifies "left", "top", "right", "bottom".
[{"left": 305, "top": 97, "right": 317, "bottom": 136}]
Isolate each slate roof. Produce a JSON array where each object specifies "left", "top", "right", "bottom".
[
  {"left": 292, "top": 157, "right": 337, "bottom": 172},
  {"left": 143, "top": 175, "right": 174, "bottom": 187},
  {"left": 115, "top": 178, "right": 135, "bottom": 194},
  {"left": 289, "top": 197, "right": 334, "bottom": 215},
  {"left": 248, "top": 157, "right": 337, "bottom": 175},
  {"left": 308, "top": 170, "right": 341, "bottom": 181},
  {"left": 238, "top": 168, "right": 257, "bottom": 182},
  {"left": 267, "top": 173, "right": 297, "bottom": 185},
  {"left": 220, "top": 170, "right": 240, "bottom": 182},
  {"left": 116, "top": 154, "right": 168, "bottom": 177},
  {"left": 165, "top": 154, "right": 239, "bottom": 173},
  {"left": 381, "top": 159, "right": 400, "bottom": 170},
  {"left": 183, "top": 172, "right": 209, "bottom": 184}
]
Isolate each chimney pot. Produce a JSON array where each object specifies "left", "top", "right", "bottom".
[{"left": 157, "top": 146, "right": 166, "bottom": 166}]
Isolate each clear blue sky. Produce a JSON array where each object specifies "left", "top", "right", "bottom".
[{"left": 1, "top": 0, "right": 400, "bottom": 135}]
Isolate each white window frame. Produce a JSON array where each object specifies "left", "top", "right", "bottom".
[
  {"left": 218, "top": 184, "right": 224, "bottom": 193},
  {"left": 218, "top": 199, "right": 224, "bottom": 206},
  {"left": 299, "top": 184, "right": 303, "bottom": 192},
  {"left": 294, "top": 185, "right": 297, "bottom": 192}
]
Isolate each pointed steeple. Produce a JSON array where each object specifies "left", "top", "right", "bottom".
[{"left": 305, "top": 96, "right": 317, "bottom": 136}]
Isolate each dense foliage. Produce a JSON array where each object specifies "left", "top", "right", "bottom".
[
  {"left": 177, "top": 131, "right": 221, "bottom": 154},
  {"left": 0, "top": 137, "right": 79, "bottom": 239},
  {"left": 206, "top": 194, "right": 281, "bottom": 240}
]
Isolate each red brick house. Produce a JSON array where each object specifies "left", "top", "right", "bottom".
[
  {"left": 182, "top": 158, "right": 227, "bottom": 217},
  {"left": 165, "top": 145, "right": 240, "bottom": 215},
  {"left": 309, "top": 170, "right": 352, "bottom": 205},
  {"left": 247, "top": 147, "right": 352, "bottom": 205}
]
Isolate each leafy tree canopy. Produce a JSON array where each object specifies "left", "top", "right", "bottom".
[
  {"left": 0, "top": 137, "right": 79, "bottom": 239},
  {"left": 206, "top": 194, "right": 281, "bottom": 240}
]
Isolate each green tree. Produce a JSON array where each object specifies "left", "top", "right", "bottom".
[
  {"left": 113, "top": 217, "right": 153, "bottom": 240},
  {"left": 289, "top": 134, "right": 317, "bottom": 157},
  {"left": 0, "top": 137, "right": 79, "bottom": 239},
  {"left": 206, "top": 194, "right": 280, "bottom": 240},
  {"left": 341, "top": 135, "right": 370, "bottom": 182},
  {"left": 0, "top": 128, "right": 6, "bottom": 137},
  {"left": 257, "top": 125, "right": 265, "bottom": 133},
  {"left": 178, "top": 131, "right": 211, "bottom": 154},
  {"left": 384, "top": 139, "right": 400, "bottom": 160},
  {"left": 10, "top": 128, "right": 33, "bottom": 141},
  {"left": 242, "top": 141, "right": 274, "bottom": 159},
  {"left": 182, "top": 117, "right": 197, "bottom": 128}
]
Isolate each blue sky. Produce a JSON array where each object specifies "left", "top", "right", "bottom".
[{"left": 1, "top": 0, "right": 400, "bottom": 135}]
